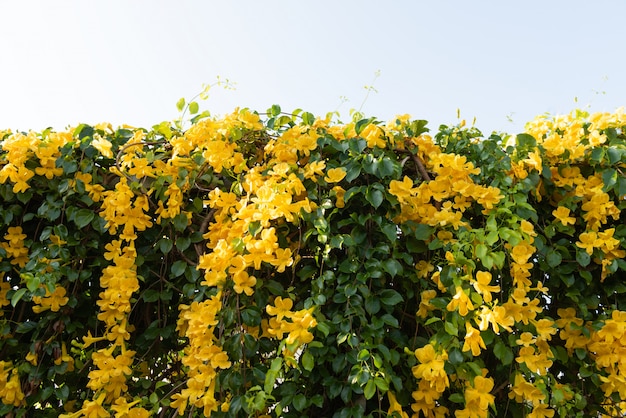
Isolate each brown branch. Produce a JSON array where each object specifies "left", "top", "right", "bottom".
[
  {"left": 395, "top": 148, "right": 431, "bottom": 181},
  {"left": 194, "top": 208, "right": 216, "bottom": 258}
]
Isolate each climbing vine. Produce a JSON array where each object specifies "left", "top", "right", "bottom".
[{"left": 0, "top": 103, "right": 625, "bottom": 417}]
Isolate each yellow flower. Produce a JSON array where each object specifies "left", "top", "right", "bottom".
[
  {"left": 32, "top": 285, "right": 69, "bottom": 313},
  {"left": 576, "top": 231, "right": 599, "bottom": 255},
  {"left": 324, "top": 167, "right": 347, "bottom": 183},
  {"left": 266, "top": 296, "right": 293, "bottom": 319},
  {"left": 416, "top": 260, "right": 435, "bottom": 279},
  {"left": 529, "top": 402, "right": 555, "bottom": 418},
  {"left": 232, "top": 270, "right": 256, "bottom": 296},
  {"left": 552, "top": 206, "right": 576, "bottom": 226},
  {"left": 387, "top": 391, "right": 409, "bottom": 418},
  {"left": 472, "top": 271, "right": 500, "bottom": 303},
  {"left": 533, "top": 318, "right": 557, "bottom": 341},
  {"left": 516, "top": 332, "right": 536, "bottom": 347},
  {"left": 447, "top": 286, "right": 474, "bottom": 317},
  {"left": 91, "top": 137, "right": 114, "bottom": 158},
  {"left": 509, "top": 373, "right": 545, "bottom": 403},
  {"left": 269, "top": 247, "right": 293, "bottom": 273},
  {"left": 389, "top": 176, "right": 414, "bottom": 202},
  {"left": 460, "top": 375, "right": 494, "bottom": 417},
  {"left": 332, "top": 185, "right": 346, "bottom": 208},
  {"left": 417, "top": 289, "right": 437, "bottom": 318},
  {"left": 412, "top": 344, "right": 449, "bottom": 393},
  {"left": 361, "top": 124, "right": 386, "bottom": 149},
  {"left": 462, "top": 322, "right": 486, "bottom": 356}
]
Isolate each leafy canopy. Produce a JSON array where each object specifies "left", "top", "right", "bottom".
[{"left": 0, "top": 103, "right": 626, "bottom": 418}]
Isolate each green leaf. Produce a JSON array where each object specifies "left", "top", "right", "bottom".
[
  {"left": 382, "top": 223, "right": 398, "bottom": 242},
  {"left": 189, "top": 101, "right": 199, "bottom": 115},
  {"left": 374, "top": 377, "right": 389, "bottom": 391},
  {"left": 607, "top": 147, "right": 622, "bottom": 164},
  {"left": 302, "top": 112, "right": 315, "bottom": 126},
  {"left": 448, "top": 348, "right": 464, "bottom": 364},
  {"left": 270, "top": 104, "right": 281, "bottom": 117},
  {"left": 475, "top": 244, "right": 488, "bottom": 260},
  {"left": 301, "top": 351, "right": 314, "bottom": 372},
  {"left": 355, "top": 118, "right": 371, "bottom": 136},
  {"left": 602, "top": 168, "right": 617, "bottom": 191},
  {"left": 11, "top": 288, "right": 27, "bottom": 307},
  {"left": 142, "top": 289, "right": 160, "bottom": 303},
  {"left": 159, "top": 238, "right": 173, "bottom": 254},
  {"left": 25, "top": 274, "right": 40, "bottom": 293},
  {"left": 176, "top": 97, "right": 185, "bottom": 112},
  {"left": 382, "top": 259, "right": 403, "bottom": 278},
  {"left": 363, "top": 380, "right": 376, "bottom": 400},
  {"left": 176, "top": 236, "right": 191, "bottom": 252},
  {"left": 515, "top": 133, "right": 537, "bottom": 148},
  {"left": 16, "top": 320, "right": 38, "bottom": 333},
  {"left": 414, "top": 224, "right": 434, "bottom": 241},
  {"left": 171, "top": 260, "right": 188, "bottom": 277},
  {"left": 449, "top": 393, "right": 465, "bottom": 403},
  {"left": 485, "top": 230, "right": 499, "bottom": 246},
  {"left": 546, "top": 249, "right": 562, "bottom": 268},
  {"left": 74, "top": 209, "right": 95, "bottom": 228},
  {"left": 293, "top": 393, "right": 307, "bottom": 411},
  {"left": 425, "top": 317, "right": 441, "bottom": 325},
  {"left": 576, "top": 249, "right": 591, "bottom": 267},
  {"left": 380, "top": 289, "right": 403, "bottom": 306},
  {"left": 494, "top": 340, "right": 513, "bottom": 365},
  {"left": 172, "top": 213, "right": 189, "bottom": 232},
  {"left": 491, "top": 251, "right": 506, "bottom": 269},
  {"left": 444, "top": 321, "right": 458, "bottom": 336},
  {"left": 365, "top": 188, "right": 384, "bottom": 209}
]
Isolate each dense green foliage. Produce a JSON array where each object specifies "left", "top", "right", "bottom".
[{"left": 0, "top": 105, "right": 626, "bottom": 417}]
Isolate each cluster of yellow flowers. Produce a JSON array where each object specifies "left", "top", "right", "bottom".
[
  {"left": 555, "top": 307, "right": 626, "bottom": 415},
  {"left": 389, "top": 135, "right": 502, "bottom": 228},
  {"left": 0, "top": 362, "right": 24, "bottom": 407},
  {"left": 1, "top": 226, "right": 29, "bottom": 267}
]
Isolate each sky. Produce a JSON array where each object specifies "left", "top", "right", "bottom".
[{"left": 1, "top": 1, "right": 625, "bottom": 135}]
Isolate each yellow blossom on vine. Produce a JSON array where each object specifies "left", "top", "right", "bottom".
[
  {"left": 447, "top": 286, "right": 474, "bottom": 316},
  {"left": 516, "top": 332, "right": 536, "bottom": 347},
  {"left": 475, "top": 304, "right": 514, "bottom": 334},
  {"left": 455, "top": 375, "right": 494, "bottom": 418},
  {"left": 472, "top": 271, "right": 500, "bottom": 303},
  {"left": 417, "top": 290, "right": 437, "bottom": 318},
  {"left": 411, "top": 378, "right": 444, "bottom": 416},
  {"left": 0, "top": 280, "right": 10, "bottom": 316},
  {"left": 387, "top": 391, "right": 408, "bottom": 418},
  {"left": 509, "top": 373, "right": 545, "bottom": 404},
  {"left": 529, "top": 402, "right": 555, "bottom": 418},
  {"left": 324, "top": 167, "right": 346, "bottom": 183},
  {"left": 576, "top": 231, "right": 599, "bottom": 255},
  {"left": 552, "top": 206, "right": 576, "bottom": 226},
  {"left": 332, "top": 185, "right": 346, "bottom": 208},
  {"left": 266, "top": 296, "right": 294, "bottom": 320},
  {"left": 0, "top": 366, "right": 25, "bottom": 407},
  {"left": 232, "top": 270, "right": 256, "bottom": 296},
  {"left": 462, "top": 322, "right": 486, "bottom": 356},
  {"left": 361, "top": 124, "right": 386, "bottom": 149},
  {"left": 32, "top": 285, "right": 69, "bottom": 313},
  {"left": 91, "top": 137, "right": 114, "bottom": 158},
  {"left": 389, "top": 176, "right": 414, "bottom": 203},
  {"left": 412, "top": 344, "right": 449, "bottom": 393}
]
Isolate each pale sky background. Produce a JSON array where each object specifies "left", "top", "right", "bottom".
[{"left": 1, "top": 1, "right": 625, "bottom": 135}]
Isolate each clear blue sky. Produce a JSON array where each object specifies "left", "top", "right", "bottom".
[{"left": 1, "top": 1, "right": 625, "bottom": 134}]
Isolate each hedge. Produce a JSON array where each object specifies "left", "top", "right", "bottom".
[{"left": 0, "top": 104, "right": 625, "bottom": 417}]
